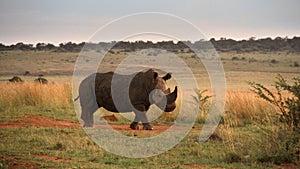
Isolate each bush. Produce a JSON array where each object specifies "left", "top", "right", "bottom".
[
  {"left": 34, "top": 77, "right": 48, "bottom": 84},
  {"left": 231, "top": 56, "right": 239, "bottom": 61},
  {"left": 224, "top": 152, "right": 242, "bottom": 163},
  {"left": 248, "top": 75, "right": 300, "bottom": 164},
  {"left": 192, "top": 89, "right": 211, "bottom": 124},
  {"left": 9, "top": 76, "right": 23, "bottom": 83},
  {"left": 270, "top": 59, "right": 279, "bottom": 64},
  {"left": 249, "top": 75, "right": 300, "bottom": 130}
]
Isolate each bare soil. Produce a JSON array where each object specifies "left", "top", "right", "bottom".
[
  {"left": 0, "top": 115, "right": 80, "bottom": 129},
  {"left": 36, "top": 154, "right": 71, "bottom": 162},
  {"left": 0, "top": 152, "right": 71, "bottom": 168},
  {"left": 0, "top": 114, "right": 171, "bottom": 134},
  {"left": 94, "top": 124, "right": 171, "bottom": 135},
  {"left": 0, "top": 153, "right": 37, "bottom": 169},
  {"left": 183, "top": 164, "right": 224, "bottom": 169}
]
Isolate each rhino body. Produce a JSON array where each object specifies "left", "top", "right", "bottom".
[{"left": 78, "top": 69, "right": 177, "bottom": 130}]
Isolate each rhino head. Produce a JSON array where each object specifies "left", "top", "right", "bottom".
[{"left": 149, "top": 71, "right": 177, "bottom": 112}]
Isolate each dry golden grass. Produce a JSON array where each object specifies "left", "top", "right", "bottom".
[
  {"left": 194, "top": 89, "right": 277, "bottom": 126},
  {"left": 223, "top": 90, "right": 276, "bottom": 126},
  {"left": 0, "top": 82, "right": 282, "bottom": 127},
  {"left": 0, "top": 82, "right": 280, "bottom": 122},
  {"left": 0, "top": 82, "right": 72, "bottom": 108}
]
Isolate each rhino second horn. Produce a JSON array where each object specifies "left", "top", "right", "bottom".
[
  {"left": 167, "top": 86, "right": 177, "bottom": 104},
  {"left": 165, "top": 88, "right": 171, "bottom": 94}
]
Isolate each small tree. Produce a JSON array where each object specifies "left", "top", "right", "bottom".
[
  {"left": 193, "top": 89, "right": 212, "bottom": 123},
  {"left": 249, "top": 75, "right": 300, "bottom": 130}
]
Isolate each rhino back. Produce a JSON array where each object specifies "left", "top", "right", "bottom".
[{"left": 94, "top": 72, "right": 151, "bottom": 112}]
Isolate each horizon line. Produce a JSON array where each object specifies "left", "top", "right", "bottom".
[{"left": 1, "top": 35, "right": 300, "bottom": 46}]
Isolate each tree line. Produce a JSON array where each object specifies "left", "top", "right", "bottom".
[{"left": 0, "top": 36, "right": 299, "bottom": 53}]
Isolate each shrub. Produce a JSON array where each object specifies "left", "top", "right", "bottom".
[
  {"left": 231, "top": 56, "right": 239, "bottom": 61},
  {"left": 224, "top": 152, "right": 242, "bottom": 163},
  {"left": 248, "top": 75, "right": 300, "bottom": 164},
  {"left": 34, "top": 77, "right": 48, "bottom": 84},
  {"left": 254, "top": 127, "right": 299, "bottom": 164},
  {"left": 192, "top": 89, "right": 211, "bottom": 124},
  {"left": 270, "top": 59, "right": 279, "bottom": 64},
  {"left": 248, "top": 57, "right": 257, "bottom": 62},
  {"left": 249, "top": 75, "right": 300, "bottom": 130},
  {"left": 9, "top": 76, "right": 23, "bottom": 83}
]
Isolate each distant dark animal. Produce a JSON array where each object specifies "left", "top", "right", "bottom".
[
  {"left": 9, "top": 76, "right": 23, "bottom": 83},
  {"left": 34, "top": 77, "right": 48, "bottom": 84},
  {"left": 77, "top": 69, "right": 177, "bottom": 130},
  {"left": 23, "top": 71, "right": 31, "bottom": 76}
]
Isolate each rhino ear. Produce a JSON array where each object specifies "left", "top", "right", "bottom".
[
  {"left": 145, "top": 69, "right": 157, "bottom": 79},
  {"left": 153, "top": 72, "right": 158, "bottom": 79},
  {"left": 162, "top": 73, "right": 172, "bottom": 81}
]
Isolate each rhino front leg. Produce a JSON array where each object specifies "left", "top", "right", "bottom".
[
  {"left": 130, "top": 121, "right": 139, "bottom": 130},
  {"left": 142, "top": 123, "right": 153, "bottom": 130},
  {"left": 131, "top": 105, "right": 153, "bottom": 130},
  {"left": 131, "top": 111, "right": 153, "bottom": 130}
]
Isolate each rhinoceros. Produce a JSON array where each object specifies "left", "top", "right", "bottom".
[{"left": 76, "top": 69, "right": 177, "bottom": 130}]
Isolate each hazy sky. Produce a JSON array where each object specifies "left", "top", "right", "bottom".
[{"left": 0, "top": 0, "right": 299, "bottom": 44}]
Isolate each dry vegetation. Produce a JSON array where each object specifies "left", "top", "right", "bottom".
[
  {"left": 223, "top": 91, "right": 276, "bottom": 127},
  {"left": 0, "top": 82, "right": 72, "bottom": 108},
  {"left": 0, "top": 49, "right": 299, "bottom": 168}
]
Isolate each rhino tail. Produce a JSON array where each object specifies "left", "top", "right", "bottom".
[{"left": 74, "top": 96, "right": 80, "bottom": 102}]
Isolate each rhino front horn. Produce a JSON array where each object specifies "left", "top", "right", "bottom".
[{"left": 167, "top": 86, "right": 177, "bottom": 104}]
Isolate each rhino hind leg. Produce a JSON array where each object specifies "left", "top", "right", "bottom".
[
  {"left": 80, "top": 97, "right": 99, "bottom": 127},
  {"left": 82, "top": 111, "right": 94, "bottom": 127}
]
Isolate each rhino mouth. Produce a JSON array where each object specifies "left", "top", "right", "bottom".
[
  {"left": 156, "top": 102, "right": 176, "bottom": 112},
  {"left": 164, "top": 103, "right": 176, "bottom": 112},
  {"left": 153, "top": 86, "right": 177, "bottom": 112}
]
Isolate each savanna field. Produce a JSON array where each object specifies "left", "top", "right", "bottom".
[{"left": 0, "top": 49, "right": 299, "bottom": 168}]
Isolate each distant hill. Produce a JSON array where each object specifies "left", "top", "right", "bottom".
[{"left": 1, "top": 36, "right": 299, "bottom": 53}]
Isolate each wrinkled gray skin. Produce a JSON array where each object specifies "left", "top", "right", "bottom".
[{"left": 78, "top": 69, "right": 177, "bottom": 130}]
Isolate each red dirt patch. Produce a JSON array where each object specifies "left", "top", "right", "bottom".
[
  {"left": 182, "top": 164, "right": 208, "bottom": 168},
  {"left": 94, "top": 124, "right": 170, "bottom": 134},
  {"left": 0, "top": 114, "right": 188, "bottom": 135},
  {"left": 276, "top": 164, "right": 300, "bottom": 169},
  {"left": 93, "top": 124, "right": 189, "bottom": 135},
  {"left": 36, "top": 154, "right": 71, "bottom": 162},
  {"left": 0, "top": 153, "right": 71, "bottom": 168},
  {"left": 0, "top": 115, "right": 80, "bottom": 129},
  {"left": 100, "top": 114, "right": 118, "bottom": 121},
  {"left": 183, "top": 164, "right": 226, "bottom": 169},
  {"left": 0, "top": 153, "right": 37, "bottom": 169}
]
